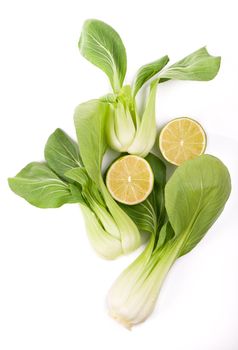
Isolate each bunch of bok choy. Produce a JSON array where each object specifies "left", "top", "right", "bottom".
[{"left": 8, "top": 18, "right": 231, "bottom": 328}]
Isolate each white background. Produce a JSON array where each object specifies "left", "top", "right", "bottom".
[{"left": 0, "top": 0, "right": 238, "bottom": 349}]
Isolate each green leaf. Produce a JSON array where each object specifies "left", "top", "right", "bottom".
[
  {"left": 133, "top": 55, "right": 169, "bottom": 97},
  {"left": 8, "top": 162, "right": 80, "bottom": 208},
  {"left": 44, "top": 128, "right": 82, "bottom": 181},
  {"left": 79, "top": 19, "right": 127, "bottom": 92},
  {"left": 165, "top": 155, "right": 231, "bottom": 256},
  {"left": 74, "top": 100, "right": 108, "bottom": 185},
  {"left": 120, "top": 193, "right": 158, "bottom": 235},
  {"left": 160, "top": 47, "right": 221, "bottom": 81}
]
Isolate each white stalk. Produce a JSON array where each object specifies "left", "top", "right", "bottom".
[
  {"left": 127, "top": 80, "right": 158, "bottom": 157},
  {"left": 106, "top": 105, "right": 123, "bottom": 151},
  {"left": 106, "top": 102, "right": 136, "bottom": 152},
  {"left": 80, "top": 205, "right": 123, "bottom": 260},
  {"left": 114, "top": 102, "right": 135, "bottom": 150},
  {"left": 107, "top": 235, "right": 184, "bottom": 328}
]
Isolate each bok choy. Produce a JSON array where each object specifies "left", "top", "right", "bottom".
[
  {"left": 8, "top": 127, "right": 140, "bottom": 259},
  {"left": 73, "top": 99, "right": 141, "bottom": 254},
  {"left": 107, "top": 155, "right": 231, "bottom": 328},
  {"left": 79, "top": 19, "right": 221, "bottom": 157}
]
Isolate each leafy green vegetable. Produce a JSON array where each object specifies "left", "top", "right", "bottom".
[
  {"left": 159, "top": 47, "right": 221, "bottom": 81},
  {"left": 133, "top": 55, "right": 169, "bottom": 97},
  {"left": 44, "top": 128, "right": 128, "bottom": 259},
  {"left": 9, "top": 127, "right": 127, "bottom": 260},
  {"left": 79, "top": 19, "right": 127, "bottom": 92},
  {"left": 106, "top": 79, "right": 159, "bottom": 157},
  {"left": 8, "top": 162, "right": 81, "bottom": 208},
  {"left": 44, "top": 128, "right": 124, "bottom": 259},
  {"left": 78, "top": 21, "right": 221, "bottom": 160},
  {"left": 74, "top": 99, "right": 141, "bottom": 254},
  {"left": 107, "top": 155, "right": 231, "bottom": 328}
]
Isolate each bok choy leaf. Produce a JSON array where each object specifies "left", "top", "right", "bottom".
[
  {"left": 79, "top": 19, "right": 127, "bottom": 92},
  {"left": 8, "top": 162, "right": 82, "bottom": 208},
  {"left": 159, "top": 47, "right": 221, "bottom": 82},
  {"left": 132, "top": 55, "right": 169, "bottom": 97},
  {"left": 44, "top": 128, "right": 83, "bottom": 181}
]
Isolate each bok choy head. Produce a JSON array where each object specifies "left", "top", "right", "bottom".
[
  {"left": 107, "top": 155, "right": 231, "bottom": 328},
  {"left": 79, "top": 19, "right": 221, "bottom": 158},
  {"left": 8, "top": 128, "right": 134, "bottom": 260},
  {"left": 73, "top": 99, "right": 141, "bottom": 255}
]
